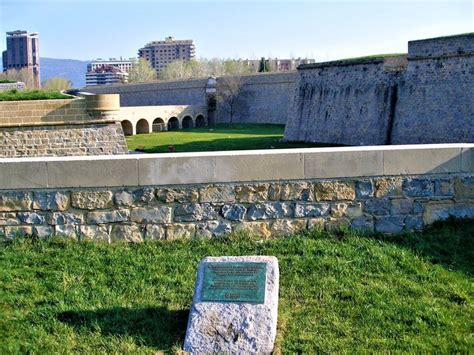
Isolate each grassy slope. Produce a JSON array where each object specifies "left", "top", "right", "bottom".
[
  {"left": 0, "top": 90, "right": 73, "bottom": 101},
  {"left": 1, "top": 219, "right": 472, "bottom": 353},
  {"left": 125, "top": 124, "right": 323, "bottom": 153}
]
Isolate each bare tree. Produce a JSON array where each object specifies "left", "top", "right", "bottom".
[
  {"left": 42, "top": 77, "right": 71, "bottom": 91},
  {"left": 128, "top": 58, "right": 156, "bottom": 83},
  {"left": 1, "top": 68, "right": 36, "bottom": 89},
  {"left": 216, "top": 75, "right": 245, "bottom": 124}
]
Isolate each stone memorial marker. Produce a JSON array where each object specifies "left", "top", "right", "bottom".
[{"left": 184, "top": 256, "right": 279, "bottom": 353}]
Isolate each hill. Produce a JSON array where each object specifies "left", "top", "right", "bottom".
[{"left": 40, "top": 57, "right": 89, "bottom": 88}]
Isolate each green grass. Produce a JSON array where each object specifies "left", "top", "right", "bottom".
[
  {"left": 0, "top": 89, "right": 73, "bottom": 101},
  {"left": 126, "top": 124, "right": 326, "bottom": 153},
  {"left": 0, "top": 79, "right": 17, "bottom": 84},
  {"left": 1, "top": 219, "right": 473, "bottom": 353}
]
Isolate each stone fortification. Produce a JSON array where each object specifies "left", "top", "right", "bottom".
[
  {"left": 0, "top": 145, "right": 472, "bottom": 240},
  {"left": 84, "top": 78, "right": 209, "bottom": 107},
  {"left": 284, "top": 33, "right": 474, "bottom": 145},
  {"left": 0, "top": 95, "right": 128, "bottom": 157}
]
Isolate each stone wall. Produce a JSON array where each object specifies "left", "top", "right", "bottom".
[
  {"left": 284, "top": 33, "right": 474, "bottom": 145},
  {"left": 0, "top": 95, "right": 129, "bottom": 157},
  {"left": 0, "top": 144, "right": 472, "bottom": 241}
]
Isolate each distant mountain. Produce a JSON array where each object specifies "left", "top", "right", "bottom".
[{"left": 40, "top": 57, "right": 89, "bottom": 88}]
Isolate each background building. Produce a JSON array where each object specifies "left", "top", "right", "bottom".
[
  {"left": 2, "top": 30, "right": 40, "bottom": 88},
  {"left": 243, "top": 58, "right": 316, "bottom": 72},
  {"left": 138, "top": 36, "right": 195, "bottom": 75},
  {"left": 87, "top": 57, "right": 135, "bottom": 73},
  {"left": 85, "top": 65, "right": 128, "bottom": 86}
]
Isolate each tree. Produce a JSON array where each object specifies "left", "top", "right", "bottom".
[
  {"left": 42, "top": 77, "right": 71, "bottom": 91},
  {"left": 258, "top": 57, "right": 270, "bottom": 72},
  {"left": 1, "top": 68, "right": 36, "bottom": 89},
  {"left": 216, "top": 75, "right": 244, "bottom": 124},
  {"left": 128, "top": 58, "right": 156, "bottom": 83}
]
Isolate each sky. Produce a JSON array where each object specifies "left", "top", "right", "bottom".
[{"left": 0, "top": 1, "right": 472, "bottom": 62}]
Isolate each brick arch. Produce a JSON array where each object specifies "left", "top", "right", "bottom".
[
  {"left": 121, "top": 120, "right": 133, "bottom": 136},
  {"left": 167, "top": 117, "right": 179, "bottom": 131},
  {"left": 195, "top": 114, "right": 207, "bottom": 127},
  {"left": 182, "top": 115, "right": 193, "bottom": 129},
  {"left": 152, "top": 117, "right": 165, "bottom": 132},
  {"left": 136, "top": 119, "right": 150, "bottom": 134}
]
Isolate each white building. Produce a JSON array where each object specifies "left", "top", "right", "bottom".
[{"left": 85, "top": 65, "right": 128, "bottom": 86}]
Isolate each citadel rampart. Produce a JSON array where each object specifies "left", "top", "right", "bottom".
[
  {"left": 284, "top": 33, "right": 474, "bottom": 145},
  {"left": 0, "top": 144, "right": 472, "bottom": 241},
  {"left": 0, "top": 95, "right": 128, "bottom": 157}
]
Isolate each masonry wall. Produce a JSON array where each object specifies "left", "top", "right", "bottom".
[
  {"left": 0, "top": 97, "right": 129, "bottom": 157},
  {"left": 0, "top": 145, "right": 472, "bottom": 241},
  {"left": 84, "top": 79, "right": 209, "bottom": 107},
  {"left": 216, "top": 72, "right": 296, "bottom": 125},
  {"left": 284, "top": 33, "right": 474, "bottom": 145}
]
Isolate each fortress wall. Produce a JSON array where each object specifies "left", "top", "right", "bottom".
[
  {"left": 216, "top": 72, "right": 296, "bottom": 125},
  {"left": 0, "top": 145, "right": 472, "bottom": 240},
  {"left": 284, "top": 33, "right": 474, "bottom": 145},
  {"left": 84, "top": 78, "right": 209, "bottom": 107}
]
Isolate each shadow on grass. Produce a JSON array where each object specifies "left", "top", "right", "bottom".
[
  {"left": 58, "top": 306, "right": 189, "bottom": 351},
  {"left": 361, "top": 218, "right": 474, "bottom": 277},
  {"left": 171, "top": 124, "right": 287, "bottom": 135},
  {"left": 140, "top": 136, "right": 329, "bottom": 153}
]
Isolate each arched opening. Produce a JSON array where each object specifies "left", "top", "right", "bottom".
[
  {"left": 121, "top": 120, "right": 133, "bottom": 136},
  {"left": 167, "top": 117, "right": 179, "bottom": 131},
  {"left": 136, "top": 119, "right": 150, "bottom": 134},
  {"left": 196, "top": 115, "right": 207, "bottom": 127},
  {"left": 182, "top": 116, "right": 193, "bottom": 129},
  {"left": 152, "top": 117, "right": 165, "bottom": 132}
]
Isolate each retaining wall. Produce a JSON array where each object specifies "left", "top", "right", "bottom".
[
  {"left": 0, "top": 144, "right": 472, "bottom": 241},
  {"left": 284, "top": 33, "right": 474, "bottom": 145},
  {"left": 0, "top": 95, "right": 128, "bottom": 157}
]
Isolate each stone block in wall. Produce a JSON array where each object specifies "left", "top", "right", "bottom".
[
  {"left": 235, "top": 184, "right": 269, "bottom": 203},
  {"left": 17, "top": 212, "right": 45, "bottom": 225},
  {"left": 132, "top": 188, "right": 156, "bottom": 204},
  {"left": 404, "top": 215, "right": 423, "bottom": 231},
  {"left": 330, "top": 202, "right": 362, "bottom": 218},
  {"left": 110, "top": 224, "right": 142, "bottom": 242},
  {"left": 156, "top": 188, "right": 199, "bottom": 203},
  {"left": 454, "top": 176, "right": 474, "bottom": 199},
  {"left": 0, "top": 192, "right": 33, "bottom": 212},
  {"left": 34, "top": 225, "right": 55, "bottom": 238},
  {"left": 326, "top": 218, "right": 350, "bottom": 231},
  {"left": 221, "top": 204, "right": 247, "bottom": 221},
  {"left": 364, "top": 198, "right": 391, "bottom": 216},
  {"left": 55, "top": 225, "right": 77, "bottom": 239},
  {"left": 234, "top": 221, "right": 272, "bottom": 239},
  {"left": 307, "top": 218, "right": 325, "bottom": 231},
  {"left": 374, "top": 178, "right": 403, "bottom": 198},
  {"left": 87, "top": 209, "right": 130, "bottom": 224},
  {"left": 174, "top": 203, "right": 219, "bottom": 222},
  {"left": 0, "top": 213, "right": 20, "bottom": 226},
  {"left": 294, "top": 203, "right": 330, "bottom": 218},
  {"left": 196, "top": 221, "right": 232, "bottom": 238},
  {"left": 350, "top": 217, "right": 374, "bottom": 232},
  {"left": 375, "top": 216, "right": 405, "bottom": 233},
  {"left": 402, "top": 178, "right": 434, "bottom": 198},
  {"left": 33, "top": 191, "right": 69, "bottom": 211},
  {"left": 390, "top": 199, "right": 414, "bottom": 215},
  {"left": 114, "top": 191, "right": 134, "bottom": 207},
  {"left": 247, "top": 202, "right": 293, "bottom": 221},
  {"left": 423, "top": 202, "right": 474, "bottom": 225},
  {"left": 355, "top": 180, "right": 375, "bottom": 199},
  {"left": 4, "top": 226, "right": 33, "bottom": 238},
  {"left": 47, "top": 212, "right": 84, "bottom": 225},
  {"left": 166, "top": 223, "right": 196, "bottom": 240},
  {"left": 281, "top": 182, "right": 315, "bottom": 201},
  {"left": 130, "top": 207, "right": 172, "bottom": 224},
  {"left": 71, "top": 191, "right": 113, "bottom": 210},
  {"left": 78, "top": 225, "right": 110, "bottom": 241},
  {"left": 314, "top": 182, "right": 355, "bottom": 201},
  {"left": 145, "top": 224, "right": 166, "bottom": 240},
  {"left": 271, "top": 219, "right": 307, "bottom": 237},
  {"left": 199, "top": 185, "right": 235, "bottom": 203},
  {"left": 433, "top": 178, "right": 454, "bottom": 197}
]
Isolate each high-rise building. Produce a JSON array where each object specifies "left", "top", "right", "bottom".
[
  {"left": 87, "top": 57, "right": 135, "bottom": 73},
  {"left": 85, "top": 65, "right": 128, "bottom": 86},
  {"left": 138, "top": 36, "right": 195, "bottom": 75},
  {"left": 2, "top": 30, "right": 40, "bottom": 88}
]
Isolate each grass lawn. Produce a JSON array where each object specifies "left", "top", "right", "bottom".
[
  {"left": 125, "top": 124, "right": 324, "bottom": 153},
  {"left": 1, "top": 219, "right": 473, "bottom": 353},
  {"left": 0, "top": 89, "right": 73, "bottom": 101}
]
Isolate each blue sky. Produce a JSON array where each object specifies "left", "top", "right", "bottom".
[{"left": 1, "top": 1, "right": 472, "bottom": 62}]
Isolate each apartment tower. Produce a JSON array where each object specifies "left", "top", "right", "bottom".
[
  {"left": 2, "top": 30, "right": 40, "bottom": 88},
  {"left": 138, "top": 36, "right": 195, "bottom": 75}
]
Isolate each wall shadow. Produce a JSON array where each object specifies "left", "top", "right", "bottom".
[{"left": 57, "top": 306, "right": 189, "bottom": 352}]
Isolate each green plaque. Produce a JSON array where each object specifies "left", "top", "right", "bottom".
[{"left": 201, "top": 262, "right": 267, "bottom": 303}]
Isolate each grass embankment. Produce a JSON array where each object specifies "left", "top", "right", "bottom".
[
  {"left": 126, "top": 124, "right": 324, "bottom": 153},
  {"left": 1, "top": 219, "right": 473, "bottom": 353},
  {"left": 0, "top": 89, "right": 73, "bottom": 101}
]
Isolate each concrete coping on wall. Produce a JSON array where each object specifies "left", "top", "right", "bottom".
[
  {"left": 297, "top": 55, "right": 407, "bottom": 70},
  {"left": 0, "top": 143, "right": 472, "bottom": 189}
]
